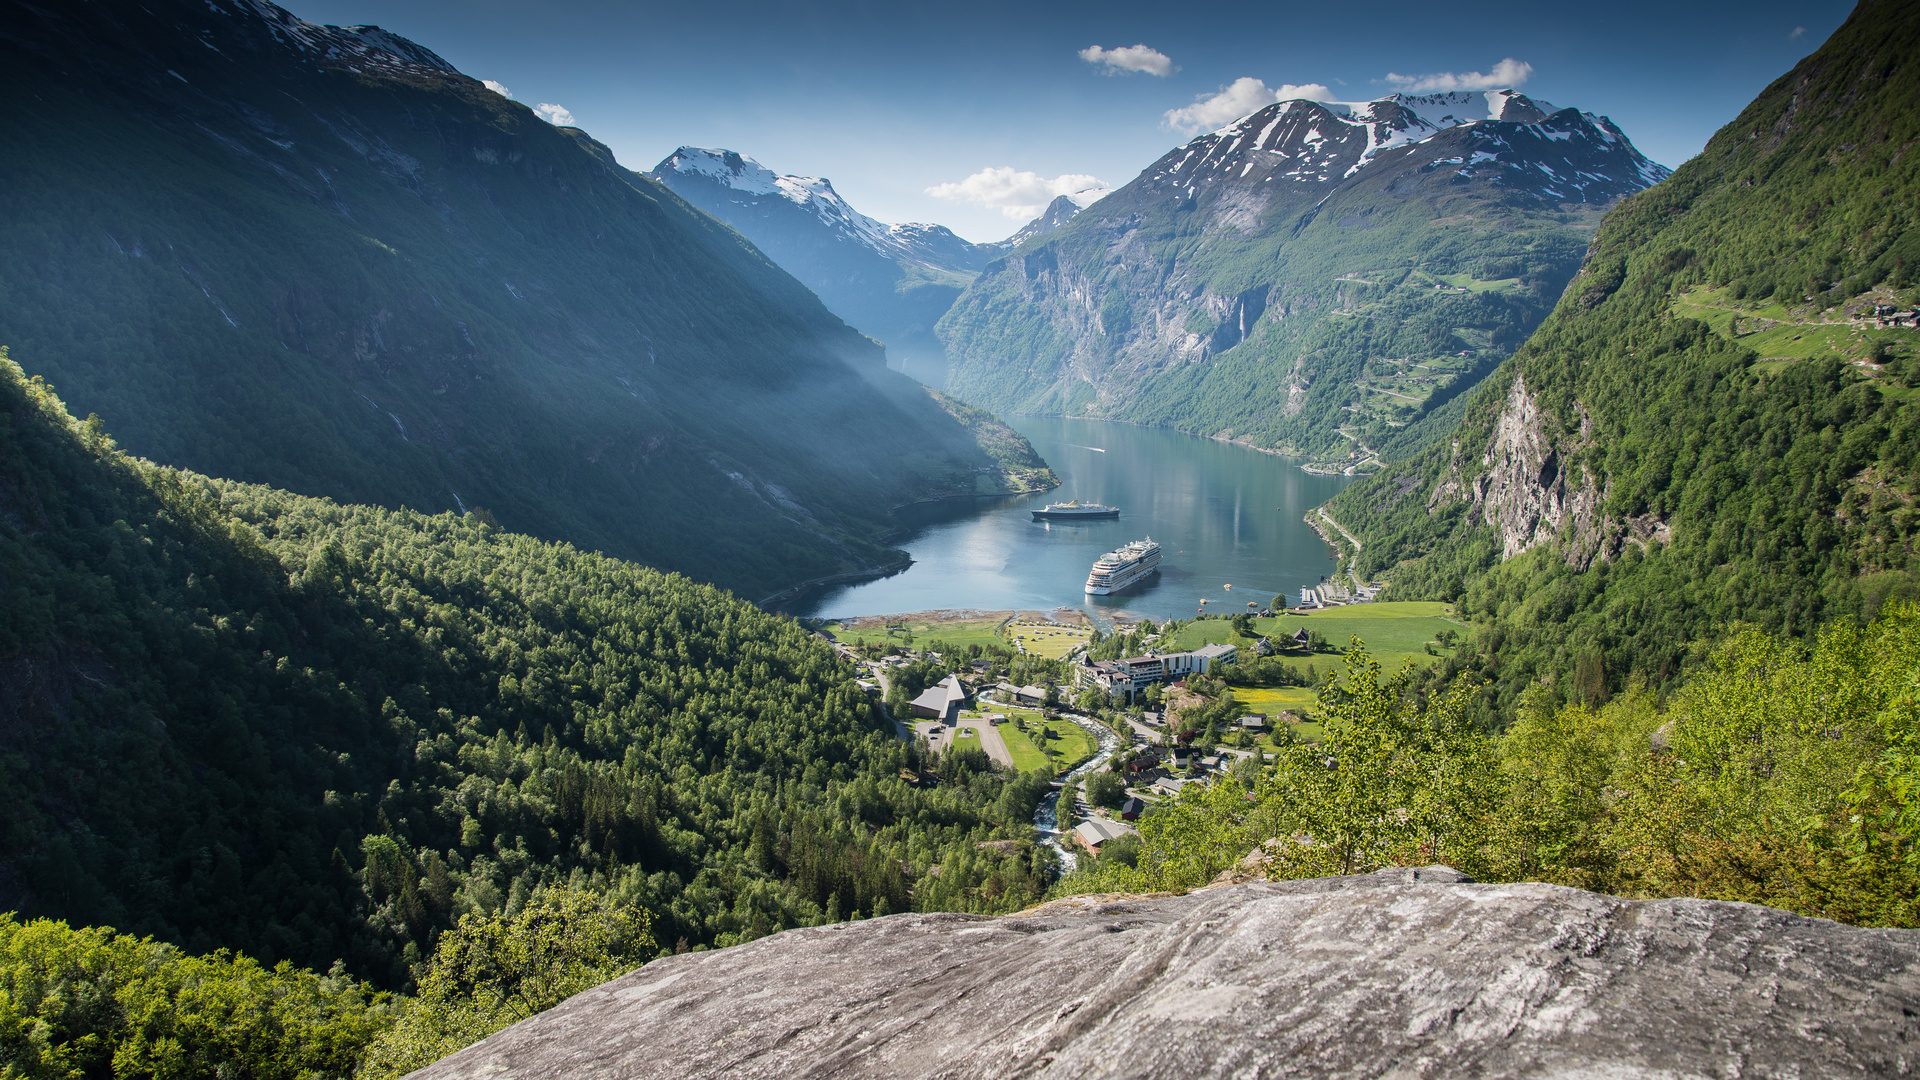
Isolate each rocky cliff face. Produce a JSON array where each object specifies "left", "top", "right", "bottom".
[
  {"left": 1426, "top": 374, "right": 1682, "bottom": 570},
  {"left": 410, "top": 867, "right": 1920, "bottom": 1079}
]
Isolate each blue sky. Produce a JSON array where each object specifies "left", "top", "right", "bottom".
[{"left": 291, "top": 0, "right": 1852, "bottom": 242}]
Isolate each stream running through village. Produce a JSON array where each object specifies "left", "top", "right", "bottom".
[{"left": 1032, "top": 712, "right": 1125, "bottom": 873}]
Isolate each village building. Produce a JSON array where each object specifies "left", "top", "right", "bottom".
[
  {"left": 989, "top": 681, "right": 1048, "bottom": 706},
  {"left": 1119, "top": 796, "right": 1147, "bottom": 822},
  {"left": 909, "top": 674, "right": 968, "bottom": 722},
  {"left": 1073, "top": 642, "right": 1238, "bottom": 702},
  {"left": 1072, "top": 817, "right": 1137, "bottom": 855},
  {"left": 1151, "top": 776, "right": 1195, "bottom": 799}
]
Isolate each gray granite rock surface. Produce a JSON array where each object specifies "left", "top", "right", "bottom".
[{"left": 411, "top": 867, "right": 1920, "bottom": 1078}]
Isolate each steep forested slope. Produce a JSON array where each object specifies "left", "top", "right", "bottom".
[
  {"left": 937, "top": 91, "right": 1667, "bottom": 466},
  {"left": 1326, "top": 0, "right": 1920, "bottom": 718},
  {"left": 0, "top": 0, "right": 1049, "bottom": 600},
  {"left": 0, "top": 353, "right": 1054, "bottom": 991}
]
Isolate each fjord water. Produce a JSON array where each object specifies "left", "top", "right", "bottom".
[{"left": 794, "top": 417, "right": 1355, "bottom": 624}]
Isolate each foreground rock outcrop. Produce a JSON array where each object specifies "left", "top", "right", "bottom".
[{"left": 413, "top": 868, "right": 1920, "bottom": 1078}]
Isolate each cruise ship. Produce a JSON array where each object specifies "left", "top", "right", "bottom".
[
  {"left": 1031, "top": 500, "right": 1120, "bottom": 521},
  {"left": 1085, "top": 538, "right": 1162, "bottom": 594}
]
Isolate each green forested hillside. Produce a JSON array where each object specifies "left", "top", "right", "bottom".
[
  {"left": 1326, "top": 0, "right": 1920, "bottom": 718},
  {"left": 0, "top": 0, "right": 1050, "bottom": 600},
  {"left": 0, "top": 354, "right": 1054, "bottom": 993}
]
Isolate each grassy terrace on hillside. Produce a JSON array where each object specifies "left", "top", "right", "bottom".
[
  {"left": 1166, "top": 601, "right": 1467, "bottom": 672},
  {"left": 1672, "top": 286, "right": 1919, "bottom": 367}
]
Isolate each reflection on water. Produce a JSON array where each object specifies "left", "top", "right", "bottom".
[{"left": 792, "top": 417, "right": 1356, "bottom": 624}]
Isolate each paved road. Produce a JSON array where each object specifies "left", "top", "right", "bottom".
[
  {"left": 963, "top": 719, "right": 1014, "bottom": 767},
  {"left": 913, "top": 717, "right": 1015, "bottom": 767},
  {"left": 861, "top": 662, "right": 914, "bottom": 741}
]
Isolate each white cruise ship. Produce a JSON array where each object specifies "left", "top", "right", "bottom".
[{"left": 1085, "top": 538, "right": 1162, "bottom": 594}]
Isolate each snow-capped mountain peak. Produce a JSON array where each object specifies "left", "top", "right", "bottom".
[
  {"left": 653, "top": 147, "right": 990, "bottom": 274},
  {"left": 1146, "top": 88, "right": 1667, "bottom": 208},
  {"left": 660, "top": 147, "right": 897, "bottom": 249}
]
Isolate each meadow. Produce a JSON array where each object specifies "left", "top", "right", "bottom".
[{"left": 1167, "top": 601, "right": 1466, "bottom": 672}]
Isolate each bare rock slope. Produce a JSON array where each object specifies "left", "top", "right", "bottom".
[{"left": 413, "top": 867, "right": 1920, "bottom": 1078}]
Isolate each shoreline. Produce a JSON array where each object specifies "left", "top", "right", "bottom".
[
  {"left": 886, "top": 477, "right": 1058, "bottom": 514},
  {"left": 756, "top": 558, "right": 913, "bottom": 609},
  {"left": 999, "top": 409, "right": 1379, "bottom": 476}
]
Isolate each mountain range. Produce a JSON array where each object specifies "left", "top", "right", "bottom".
[
  {"left": 0, "top": 0, "right": 1052, "bottom": 601},
  {"left": 936, "top": 89, "right": 1670, "bottom": 467}
]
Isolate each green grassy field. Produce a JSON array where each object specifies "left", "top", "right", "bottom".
[
  {"left": 1043, "top": 718, "right": 1097, "bottom": 769},
  {"left": 824, "top": 614, "right": 1011, "bottom": 651},
  {"left": 990, "top": 707, "right": 1056, "bottom": 774},
  {"left": 1430, "top": 271, "right": 1525, "bottom": 295},
  {"left": 1167, "top": 601, "right": 1465, "bottom": 672},
  {"left": 1007, "top": 622, "right": 1092, "bottom": 659},
  {"left": 1232, "top": 686, "right": 1316, "bottom": 713},
  {"left": 1001, "top": 726, "right": 1054, "bottom": 774},
  {"left": 1000, "top": 711, "right": 1096, "bottom": 774}
]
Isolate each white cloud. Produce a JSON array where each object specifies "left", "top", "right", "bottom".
[
  {"left": 1381, "top": 58, "right": 1533, "bottom": 94},
  {"left": 482, "top": 79, "right": 512, "bottom": 98},
  {"left": 1163, "top": 77, "right": 1333, "bottom": 135},
  {"left": 533, "top": 103, "right": 577, "bottom": 127},
  {"left": 926, "top": 167, "right": 1111, "bottom": 220},
  {"left": 1079, "top": 44, "right": 1175, "bottom": 77},
  {"left": 1790, "top": 25, "right": 1807, "bottom": 38}
]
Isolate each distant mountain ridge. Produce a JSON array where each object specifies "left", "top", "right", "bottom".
[
  {"left": 936, "top": 89, "right": 1670, "bottom": 466},
  {"left": 0, "top": 0, "right": 1053, "bottom": 598},
  {"left": 652, "top": 148, "right": 1000, "bottom": 383},
  {"left": 1005, "top": 194, "right": 1085, "bottom": 247},
  {"left": 656, "top": 148, "right": 993, "bottom": 275}
]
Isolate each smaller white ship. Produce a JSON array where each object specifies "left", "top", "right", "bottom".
[{"left": 1032, "top": 500, "right": 1120, "bottom": 521}]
